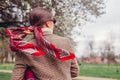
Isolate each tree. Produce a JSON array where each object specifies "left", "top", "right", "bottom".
[
  {"left": 0, "top": 0, "right": 106, "bottom": 63},
  {"left": 87, "top": 36, "right": 98, "bottom": 58},
  {"left": 0, "top": 0, "right": 106, "bottom": 36},
  {"left": 100, "top": 32, "right": 117, "bottom": 64}
]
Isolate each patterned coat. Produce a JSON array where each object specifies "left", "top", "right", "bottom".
[{"left": 11, "top": 28, "right": 79, "bottom": 80}]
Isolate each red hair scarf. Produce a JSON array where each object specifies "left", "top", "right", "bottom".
[{"left": 6, "top": 26, "right": 75, "bottom": 60}]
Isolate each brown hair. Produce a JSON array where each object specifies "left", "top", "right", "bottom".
[{"left": 29, "top": 7, "right": 53, "bottom": 27}]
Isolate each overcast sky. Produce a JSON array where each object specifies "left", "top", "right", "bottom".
[{"left": 74, "top": 0, "right": 120, "bottom": 57}]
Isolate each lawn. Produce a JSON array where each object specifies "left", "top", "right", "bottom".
[
  {"left": 0, "top": 63, "right": 13, "bottom": 80},
  {"left": 0, "top": 72, "right": 11, "bottom": 80},
  {"left": 80, "top": 63, "right": 120, "bottom": 79},
  {"left": 0, "top": 63, "right": 14, "bottom": 70},
  {"left": 0, "top": 63, "right": 120, "bottom": 80}
]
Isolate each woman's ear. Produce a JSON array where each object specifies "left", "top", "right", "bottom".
[{"left": 45, "top": 21, "right": 53, "bottom": 28}]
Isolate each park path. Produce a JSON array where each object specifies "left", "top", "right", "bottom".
[
  {"left": 0, "top": 70, "right": 116, "bottom": 80},
  {"left": 0, "top": 70, "right": 12, "bottom": 73},
  {"left": 73, "top": 76, "right": 116, "bottom": 80}
]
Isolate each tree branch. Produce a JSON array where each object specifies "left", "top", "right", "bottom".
[{"left": 0, "top": 21, "right": 27, "bottom": 28}]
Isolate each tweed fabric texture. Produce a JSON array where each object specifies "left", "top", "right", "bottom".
[{"left": 11, "top": 29, "right": 79, "bottom": 80}]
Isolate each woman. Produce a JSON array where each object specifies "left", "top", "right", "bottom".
[{"left": 7, "top": 7, "right": 79, "bottom": 80}]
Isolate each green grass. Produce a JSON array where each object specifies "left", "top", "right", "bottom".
[
  {"left": 80, "top": 63, "right": 120, "bottom": 79},
  {"left": 0, "top": 64, "right": 13, "bottom": 80},
  {"left": 0, "top": 63, "right": 120, "bottom": 80},
  {"left": 0, "top": 63, "right": 14, "bottom": 70},
  {"left": 0, "top": 72, "right": 11, "bottom": 80}
]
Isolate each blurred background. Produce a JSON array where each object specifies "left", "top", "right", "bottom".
[{"left": 0, "top": 0, "right": 120, "bottom": 80}]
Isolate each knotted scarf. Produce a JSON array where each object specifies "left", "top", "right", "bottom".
[{"left": 6, "top": 26, "right": 75, "bottom": 61}]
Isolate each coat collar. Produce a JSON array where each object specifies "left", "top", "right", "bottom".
[
  {"left": 42, "top": 28, "right": 53, "bottom": 36},
  {"left": 24, "top": 28, "right": 53, "bottom": 41}
]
